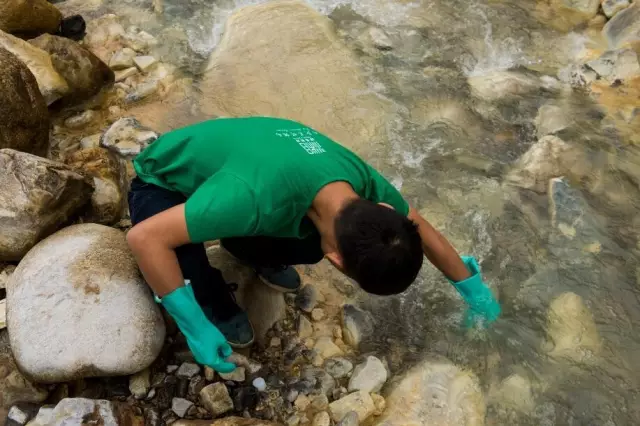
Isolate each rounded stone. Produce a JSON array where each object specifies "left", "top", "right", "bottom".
[{"left": 7, "top": 224, "right": 166, "bottom": 383}]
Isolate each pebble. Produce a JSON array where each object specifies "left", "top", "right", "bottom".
[
  {"left": 64, "top": 110, "right": 97, "bottom": 128},
  {"left": 341, "top": 304, "right": 372, "bottom": 347},
  {"left": 324, "top": 357, "right": 354, "bottom": 379},
  {"left": 311, "top": 308, "right": 325, "bottom": 322},
  {"left": 129, "top": 368, "right": 151, "bottom": 399},
  {"left": 146, "top": 388, "right": 156, "bottom": 400},
  {"left": 80, "top": 134, "right": 101, "bottom": 149},
  {"left": 270, "top": 337, "right": 282, "bottom": 347},
  {"left": 348, "top": 356, "right": 388, "bottom": 393},
  {"left": 295, "top": 285, "right": 318, "bottom": 312},
  {"left": 125, "top": 80, "right": 159, "bottom": 102},
  {"left": 286, "top": 414, "right": 301, "bottom": 426},
  {"left": 333, "top": 325, "right": 343, "bottom": 340},
  {"left": 219, "top": 366, "right": 246, "bottom": 382},
  {"left": 204, "top": 366, "right": 215, "bottom": 381},
  {"left": 337, "top": 410, "right": 359, "bottom": 426},
  {"left": 369, "top": 27, "right": 393, "bottom": 50},
  {"left": 150, "top": 372, "right": 166, "bottom": 388},
  {"left": 134, "top": 55, "right": 158, "bottom": 72},
  {"left": 8, "top": 406, "right": 29, "bottom": 425},
  {"left": 312, "top": 353, "right": 324, "bottom": 367},
  {"left": 176, "top": 362, "right": 200, "bottom": 379},
  {"left": 114, "top": 67, "right": 138, "bottom": 82},
  {"left": 200, "top": 382, "right": 233, "bottom": 416},
  {"left": 294, "top": 394, "right": 310, "bottom": 411},
  {"left": 329, "top": 391, "right": 375, "bottom": 423},
  {"left": 286, "top": 389, "right": 299, "bottom": 402},
  {"left": 0, "top": 299, "right": 6, "bottom": 330},
  {"left": 252, "top": 377, "right": 267, "bottom": 391},
  {"left": 171, "top": 397, "right": 193, "bottom": 418},
  {"left": 314, "top": 337, "right": 343, "bottom": 358},
  {"left": 109, "top": 48, "right": 136, "bottom": 70},
  {"left": 311, "top": 394, "right": 329, "bottom": 410},
  {"left": 188, "top": 376, "right": 206, "bottom": 397},
  {"left": 312, "top": 411, "right": 331, "bottom": 426},
  {"left": 371, "top": 393, "right": 386, "bottom": 416},
  {"left": 298, "top": 315, "right": 314, "bottom": 339}
]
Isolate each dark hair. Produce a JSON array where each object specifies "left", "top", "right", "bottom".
[{"left": 334, "top": 199, "right": 423, "bottom": 295}]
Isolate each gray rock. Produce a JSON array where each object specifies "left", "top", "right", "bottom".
[
  {"left": 114, "top": 67, "right": 138, "bottom": 82},
  {"left": 328, "top": 391, "right": 374, "bottom": 423},
  {"left": 286, "top": 389, "right": 299, "bottom": 402},
  {"left": 219, "top": 367, "right": 246, "bottom": 382},
  {"left": 134, "top": 56, "right": 158, "bottom": 72},
  {"left": 200, "top": 383, "right": 233, "bottom": 417},
  {"left": 295, "top": 285, "right": 318, "bottom": 312},
  {"left": 8, "top": 406, "right": 29, "bottom": 425},
  {"left": 348, "top": 356, "right": 388, "bottom": 393},
  {"left": 109, "top": 48, "right": 136, "bottom": 70},
  {"left": 80, "top": 134, "right": 102, "bottom": 150},
  {"left": 125, "top": 80, "right": 159, "bottom": 103},
  {"left": 602, "top": 0, "right": 630, "bottom": 18},
  {"left": 129, "top": 368, "right": 151, "bottom": 399},
  {"left": 586, "top": 48, "right": 640, "bottom": 82},
  {"left": 324, "top": 357, "right": 353, "bottom": 379},
  {"left": 311, "top": 308, "right": 325, "bottom": 322},
  {"left": 176, "top": 362, "right": 200, "bottom": 379},
  {"left": 302, "top": 367, "right": 336, "bottom": 397},
  {"left": 369, "top": 27, "right": 393, "bottom": 50},
  {"left": 64, "top": 110, "right": 97, "bottom": 129},
  {"left": 7, "top": 224, "right": 166, "bottom": 382},
  {"left": 166, "top": 365, "right": 179, "bottom": 374},
  {"left": 314, "top": 337, "right": 343, "bottom": 358},
  {"left": 171, "top": 397, "right": 193, "bottom": 418},
  {"left": 0, "top": 353, "right": 48, "bottom": 422},
  {"left": 188, "top": 376, "right": 206, "bottom": 398},
  {"left": 297, "top": 315, "right": 313, "bottom": 338},
  {"left": 603, "top": 2, "right": 640, "bottom": 49},
  {"left": 311, "top": 394, "right": 329, "bottom": 410},
  {"left": 535, "top": 103, "right": 572, "bottom": 137},
  {"left": 337, "top": 411, "right": 359, "bottom": 426},
  {"left": 100, "top": 117, "right": 158, "bottom": 158},
  {"left": 26, "top": 398, "right": 137, "bottom": 426},
  {"left": 341, "top": 305, "right": 373, "bottom": 347},
  {"left": 25, "top": 407, "right": 54, "bottom": 426}
]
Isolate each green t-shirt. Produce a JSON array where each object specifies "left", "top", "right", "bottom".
[{"left": 133, "top": 117, "right": 409, "bottom": 243}]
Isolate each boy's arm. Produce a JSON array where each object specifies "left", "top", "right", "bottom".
[{"left": 407, "top": 207, "right": 471, "bottom": 282}]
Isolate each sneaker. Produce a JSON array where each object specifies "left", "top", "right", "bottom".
[
  {"left": 255, "top": 265, "right": 301, "bottom": 292},
  {"left": 201, "top": 283, "right": 255, "bottom": 348}
]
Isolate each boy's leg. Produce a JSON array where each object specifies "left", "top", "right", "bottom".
[
  {"left": 128, "top": 177, "right": 254, "bottom": 347},
  {"left": 221, "top": 232, "right": 324, "bottom": 292}
]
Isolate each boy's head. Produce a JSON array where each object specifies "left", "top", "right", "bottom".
[{"left": 327, "top": 198, "right": 423, "bottom": 295}]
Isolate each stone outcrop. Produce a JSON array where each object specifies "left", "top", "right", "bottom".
[{"left": 0, "top": 0, "right": 62, "bottom": 36}]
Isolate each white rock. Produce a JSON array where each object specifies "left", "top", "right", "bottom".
[
  {"left": 603, "top": 0, "right": 630, "bottom": 18},
  {"left": 348, "top": 356, "right": 388, "bottom": 393},
  {"left": 7, "top": 224, "right": 166, "bottom": 383},
  {"left": 328, "top": 391, "right": 375, "bottom": 423},
  {"left": 0, "top": 299, "right": 6, "bottom": 330},
  {"left": 252, "top": 377, "right": 267, "bottom": 391},
  {"left": 125, "top": 80, "right": 159, "bottom": 103},
  {"left": 27, "top": 399, "right": 124, "bottom": 426},
  {"left": 114, "top": 67, "right": 138, "bottom": 82},
  {"left": 8, "top": 406, "right": 29, "bottom": 425},
  {"left": 200, "top": 382, "right": 233, "bottom": 416},
  {"left": 64, "top": 110, "right": 97, "bottom": 128},
  {"left": 298, "top": 315, "right": 314, "bottom": 338},
  {"left": 219, "top": 366, "right": 246, "bottom": 382},
  {"left": 129, "top": 368, "right": 151, "bottom": 399},
  {"left": 369, "top": 27, "right": 393, "bottom": 50},
  {"left": 314, "top": 337, "right": 343, "bottom": 358},
  {"left": 100, "top": 117, "right": 158, "bottom": 158},
  {"left": 587, "top": 48, "right": 640, "bottom": 82},
  {"left": 134, "top": 56, "right": 158, "bottom": 72},
  {"left": 171, "top": 397, "right": 193, "bottom": 418},
  {"left": 337, "top": 411, "right": 358, "bottom": 426},
  {"left": 80, "top": 134, "right": 102, "bottom": 150},
  {"left": 166, "top": 365, "right": 178, "bottom": 374},
  {"left": 312, "top": 411, "right": 331, "bottom": 426},
  {"left": 603, "top": 2, "right": 640, "bottom": 49},
  {"left": 26, "top": 407, "right": 54, "bottom": 426},
  {"left": 109, "top": 48, "right": 136, "bottom": 70},
  {"left": 468, "top": 70, "right": 557, "bottom": 102},
  {"left": 535, "top": 103, "right": 572, "bottom": 136},
  {"left": 176, "top": 362, "right": 200, "bottom": 379}
]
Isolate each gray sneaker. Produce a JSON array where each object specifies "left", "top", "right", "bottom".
[
  {"left": 255, "top": 265, "right": 301, "bottom": 292},
  {"left": 210, "top": 311, "right": 255, "bottom": 349}
]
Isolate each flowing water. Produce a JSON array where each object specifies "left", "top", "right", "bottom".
[{"left": 63, "top": 0, "right": 640, "bottom": 423}]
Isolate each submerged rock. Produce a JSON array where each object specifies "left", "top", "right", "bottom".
[
  {"left": 603, "top": 2, "right": 640, "bottom": 49},
  {"left": 0, "top": 150, "right": 92, "bottom": 261},
  {"left": 468, "top": 70, "right": 559, "bottom": 102},
  {"left": 100, "top": 117, "right": 158, "bottom": 158},
  {"left": 374, "top": 359, "right": 485, "bottom": 426},
  {"left": 0, "top": 48, "right": 49, "bottom": 156},
  {"left": 0, "top": 0, "right": 62, "bottom": 35},
  {"left": 29, "top": 34, "right": 114, "bottom": 104},
  {"left": 0, "top": 30, "right": 69, "bottom": 104},
  {"left": 7, "top": 224, "right": 165, "bottom": 382},
  {"left": 586, "top": 48, "right": 640, "bottom": 82}
]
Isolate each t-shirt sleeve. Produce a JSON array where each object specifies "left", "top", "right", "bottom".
[
  {"left": 366, "top": 166, "right": 410, "bottom": 216},
  {"left": 184, "top": 173, "right": 258, "bottom": 243}
]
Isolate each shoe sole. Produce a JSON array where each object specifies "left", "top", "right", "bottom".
[{"left": 258, "top": 275, "right": 301, "bottom": 293}]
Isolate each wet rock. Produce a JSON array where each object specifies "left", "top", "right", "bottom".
[
  {"left": 0, "top": 0, "right": 62, "bottom": 35},
  {"left": 506, "top": 136, "right": 581, "bottom": 193},
  {"left": 328, "top": 391, "right": 374, "bottom": 423},
  {"left": 295, "top": 286, "right": 318, "bottom": 313},
  {"left": 0, "top": 352, "right": 48, "bottom": 422},
  {"left": 7, "top": 224, "right": 165, "bottom": 382},
  {"left": 129, "top": 369, "right": 151, "bottom": 399},
  {"left": 0, "top": 48, "right": 49, "bottom": 156},
  {"left": 125, "top": 80, "right": 159, "bottom": 103},
  {"left": 586, "top": 48, "right": 640, "bottom": 82},
  {"left": 29, "top": 34, "right": 114, "bottom": 104},
  {"left": 337, "top": 411, "right": 358, "bottom": 426},
  {"left": 370, "top": 393, "right": 385, "bottom": 416},
  {"left": 297, "top": 315, "right": 314, "bottom": 339},
  {"left": 115, "top": 67, "right": 138, "bottom": 82},
  {"left": 602, "top": 0, "right": 630, "bottom": 18},
  {"left": 341, "top": 305, "right": 373, "bottom": 348},
  {"left": 220, "top": 367, "right": 246, "bottom": 382},
  {"left": 200, "top": 383, "right": 233, "bottom": 417},
  {"left": 603, "top": 2, "right": 640, "bottom": 49},
  {"left": 0, "top": 150, "right": 92, "bottom": 261},
  {"left": 232, "top": 386, "right": 259, "bottom": 412},
  {"left": 64, "top": 148, "right": 127, "bottom": 225},
  {"left": 109, "top": 48, "right": 136, "bottom": 70},
  {"left": 535, "top": 103, "right": 573, "bottom": 137},
  {"left": 468, "top": 70, "right": 559, "bottom": 102},
  {"left": 490, "top": 373, "right": 534, "bottom": 413},
  {"left": 312, "top": 411, "right": 331, "bottom": 426},
  {"left": 314, "top": 337, "right": 343, "bottom": 358},
  {"left": 27, "top": 398, "right": 142, "bottom": 426},
  {"left": 348, "top": 356, "right": 388, "bottom": 393},
  {"left": 311, "top": 308, "right": 325, "bottom": 322},
  {"left": 84, "top": 15, "right": 127, "bottom": 64},
  {"left": 8, "top": 405, "right": 29, "bottom": 425},
  {"left": 64, "top": 110, "right": 97, "bottom": 128},
  {"left": 324, "top": 357, "right": 353, "bottom": 379},
  {"left": 134, "top": 56, "right": 158, "bottom": 72},
  {"left": 544, "top": 292, "right": 601, "bottom": 363},
  {"left": 375, "top": 359, "right": 485, "bottom": 426},
  {"left": 172, "top": 398, "right": 193, "bottom": 418},
  {"left": 311, "top": 394, "right": 329, "bottom": 410},
  {"left": 176, "top": 363, "right": 201, "bottom": 379},
  {"left": 0, "top": 30, "right": 69, "bottom": 104},
  {"left": 100, "top": 117, "right": 158, "bottom": 159},
  {"left": 199, "top": 0, "right": 394, "bottom": 158},
  {"left": 368, "top": 27, "right": 393, "bottom": 50}
]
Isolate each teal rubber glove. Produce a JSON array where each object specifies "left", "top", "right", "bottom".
[
  {"left": 449, "top": 256, "right": 501, "bottom": 328},
  {"left": 156, "top": 283, "right": 236, "bottom": 373}
]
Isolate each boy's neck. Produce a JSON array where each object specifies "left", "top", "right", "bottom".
[{"left": 308, "top": 181, "right": 359, "bottom": 254}]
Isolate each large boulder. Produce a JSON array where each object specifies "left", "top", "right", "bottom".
[
  {"left": 7, "top": 224, "right": 166, "bottom": 383},
  {"left": 64, "top": 148, "right": 127, "bottom": 225},
  {"left": 0, "top": 0, "right": 62, "bottom": 36},
  {"left": 0, "top": 48, "right": 49, "bottom": 156},
  {"left": 29, "top": 34, "right": 114, "bottom": 104},
  {"left": 374, "top": 359, "right": 485, "bottom": 426},
  {"left": 0, "top": 149, "right": 92, "bottom": 261},
  {"left": 603, "top": 2, "right": 640, "bottom": 49},
  {"left": 199, "top": 0, "right": 394, "bottom": 158},
  {"left": 0, "top": 30, "right": 69, "bottom": 105}
]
